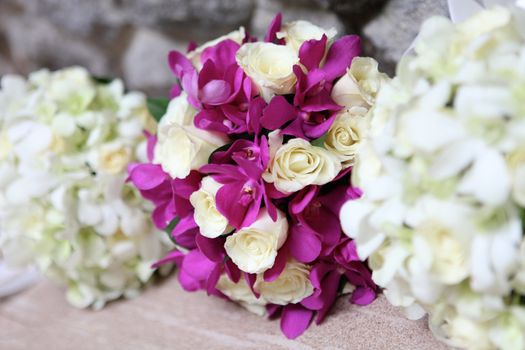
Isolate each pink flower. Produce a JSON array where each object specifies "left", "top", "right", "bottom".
[
  {"left": 201, "top": 137, "right": 279, "bottom": 229},
  {"left": 260, "top": 35, "right": 361, "bottom": 139}
]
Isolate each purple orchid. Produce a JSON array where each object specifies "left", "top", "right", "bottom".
[
  {"left": 169, "top": 38, "right": 265, "bottom": 135},
  {"left": 201, "top": 137, "right": 279, "bottom": 229},
  {"left": 260, "top": 34, "right": 361, "bottom": 139}
]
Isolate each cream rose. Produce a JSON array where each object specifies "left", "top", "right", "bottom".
[
  {"left": 216, "top": 274, "right": 267, "bottom": 316},
  {"left": 98, "top": 142, "right": 132, "bottom": 175},
  {"left": 189, "top": 176, "right": 230, "bottom": 238},
  {"left": 224, "top": 208, "right": 288, "bottom": 274},
  {"left": 254, "top": 260, "right": 314, "bottom": 305},
  {"left": 324, "top": 108, "right": 369, "bottom": 168},
  {"left": 153, "top": 94, "right": 228, "bottom": 179},
  {"left": 187, "top": 27, "right": 246, "bottom": 69},
  {"left": 236, "top": 42, "right": 299, "bottom": 101},
  {"left": 331, "top": 57, "right": 389, "bottom": 108},
  {"left": 263, "top": 132, "right": 342, "bottom": 193},
  {"left": 276, "top": 20, "right": 337, "bottom": 52}
]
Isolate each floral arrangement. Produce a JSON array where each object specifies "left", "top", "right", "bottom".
[
  {"left": 341, "top": 5, "right": 525, "bottom": 349},
  {"left": 129, "top": 15, "right": 388, "bottom": 338},
  {"left": 0, "top": 67, "right": 171, "bottom": 309}
]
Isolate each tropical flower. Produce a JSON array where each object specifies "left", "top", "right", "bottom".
[
  {"left": 341, "top": 5, "right": 525, "bottom": 349},
  {"left": 130, "top": 13, "right": 385, "bottom": 339},
  {"left": 0, "top": 67, "right": 171, "bottom": 309}
]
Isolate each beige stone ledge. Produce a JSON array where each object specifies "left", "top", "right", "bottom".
[{"left": 0, "top": 277, "right": 448, "bottom": 349}]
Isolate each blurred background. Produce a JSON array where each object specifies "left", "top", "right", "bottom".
[{"left": 0, "top": 0, "right": 448, "bottom": 96}]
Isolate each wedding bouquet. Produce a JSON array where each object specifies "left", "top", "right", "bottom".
[
  {"left": 0, "top": 67, "right": 171, "bottom": 309},
  {"left": 129, "top": 15, "right": 387, "bottom": 338},
  {"left": 342, "top": 5, "right": 525, "bottom": 349}
]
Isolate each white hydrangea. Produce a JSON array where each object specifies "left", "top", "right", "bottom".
[
  {"left": 341, "top": 6, "right": 525, "bottom": 349},
  {"left": 0, "top": 67, "right": 171, "bottom": 309}
]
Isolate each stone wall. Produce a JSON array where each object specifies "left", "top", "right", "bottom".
[{"left": 0, "top": 0, "right": 448, "bottom": 96}]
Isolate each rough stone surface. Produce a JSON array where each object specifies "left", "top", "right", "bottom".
[
  {"left": 363, "top": 0, "right": 449, "bottom": 74},
  {"left": 251, "top": 0, "right": 345, "bottom": 39},
  {"left": 0, "top": 0, "right": 451, "bottom": 94},
  {"left": 123, "top": 28, "right": 184, "bottom": 97},
  {"left": 0, "top": 278, "right": 450, "bottom": 349}
]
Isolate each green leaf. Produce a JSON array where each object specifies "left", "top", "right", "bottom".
[
  {"left": 147, "top": 98, "right": 170, "bottom": 122},
  {"left": 311, "top": 134, "right": 328, "bottom": 148},
  {"left": 92, "top": 76, "right": 113, "bottom": 85},
  {"left": 164, "top": 217, "right": 180, "bottom": 244}
]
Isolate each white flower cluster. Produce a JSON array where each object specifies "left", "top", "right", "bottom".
[
  {"left": 341, "top": 6, "right": 525, "bottom": 350},
  {"left": 0, "top": 67, "right": 170, "bottom": 309}
]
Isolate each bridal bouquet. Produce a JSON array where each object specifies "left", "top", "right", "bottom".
[
  {"left": 129, "top": 15, "right": 387, "bottom": 338},
  {"left": 342, "top": 5, "right": 525, "bottom": 349},
  {"left": 0, "top": 67, "right": 170, "bottom": 309}
]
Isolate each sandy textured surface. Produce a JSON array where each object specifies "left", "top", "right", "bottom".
[{"left": 0, "top": 277, "right": 448, "bottom": 349}]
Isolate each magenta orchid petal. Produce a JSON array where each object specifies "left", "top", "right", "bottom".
[
  {"left": 247, "top": 96, "right": 266, "bottom": 134},
  {"left": 319, "top": 184, "right": 354, "bottom": 217},
  {"left": 264, "top": 13, "right": 283, "bottom": 44},
  {"left": 261, "top": 96, "right": 297, "bottom": 131},
  {"left": 314, "top": 270, "right": 341, "bottom": 324},
  {"left": 302, "top": 113, "right": 337, "bottom": 139},
  {"left": 199, "top": 80, "right": 232, "bottom": 105},
  {"left": 171, "top": 215, "right": 198, "bottom": 240},
  {"left": 200, "top": 39, "right": 240, "bottom": 68},
  {"left": 263, "top": 245, "right": 288, "bottom": 282},
  {"left": 281, "top": 117, "right": 308, "bottom": 139},
  {"left": 320, "top": 35, "right": 361, "bottom": 81},
  {"left": 168, "top": 50, "right": 195, "bottom": 79},
  {"left": 152, "top": 250, "right": 184, "bottom": 269},
  {"left": 299, "top": 35, "right": 328, "bottom": 71},
  {"left": 347, "top": 186, "right": 363, "bottom": 200},
  {"left": 187, "top": 41, "right": 198, "bottom": 53},
  {"left": 194, "top": 108, "right": 231, "bottom": 133},
  {"left": 206, "top": 264, "right": 223, "bottom": 296},
  {"left": 289, "top": 223, "right": 322, "bottom": 263},
  {"left": 196, "top": 233, "right": 226, "bottom": 263},
  {"left": 265, "top": 182, "right": 290, "bottom": 199},
  {"left": 152, "top": 201, "right": 175, "bottom": 229},
  {"left": 244, "top": 272, "right": 259, "bottom": 298},
  {"left": 350, "top": 286, "right": 377, "bottom": 306},
  {"left": 172, "top": 171, "right": 203, "bottom": 198},
  {"left": 290, "top": 186, "right": 318, "bottom": 215},
  {"left": 267, "top": 304, "right": 283, "bottom": 319},
  {"left": 145, "top": 132, "right": 157, "bottom": 162},
  {"left": 225, "top": 259, "right": 242, "bottom": 283},
  {"left": 170, "top": 84, "right": 182, "bottom": 99},
  {"left": 127, "top": 163, "right": 167, "bottom": 190},
  {"left": 280, "top": 304, "right": 315, "bottom": 339}
]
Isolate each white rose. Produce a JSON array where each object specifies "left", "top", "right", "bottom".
[
  {"left": 276, "top": 20, "right": 337, "bottom": 52},
  {"left": 324, "top": 108, "right": 369, "bottom": 168},
  {"left": 187, "top": 27, "right": 246, "bottom": 69},
  {"left": 216, "top": 274, "right": 267, "bottom": 316},
  {"left": 224, "top": 208, "right": 288, "bottom": 274},
  {"left": 98, "top": 142, "right": 132, "bottom": 175},
  {"left": 331, "top": 57, "right": 389, "bottom": 108},
  {"left": 254, "top": 260, "right": 314, "bottom": 305},
  {"left": 263, "top": 132, "right": 342, "bottom": 193},
  {"left": 190, "top": 176, "right": 230, "bottom": 238},
  {"left": 236, "top": 42, "right": 299, "bottom": 101},
  {"left": 153, "top": 93, "right": 228, "bottom": 179}
]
